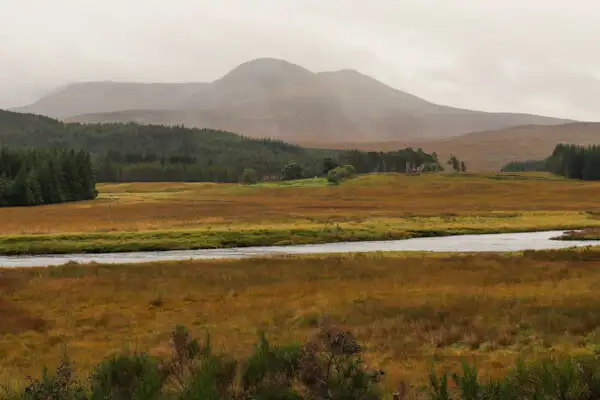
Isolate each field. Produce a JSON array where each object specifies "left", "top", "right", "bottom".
[
  {"left": 3, "top": 249, "right": 600, "bottom": 391},
  {"left": 3, "top": 173, "right": 600, "bottom": 255}
]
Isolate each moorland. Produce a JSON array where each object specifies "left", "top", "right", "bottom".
[{"left": 2, "top": 173, "right": 600, "bottom": 255}]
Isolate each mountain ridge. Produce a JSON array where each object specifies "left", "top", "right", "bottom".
[{"left": 13, "top": 57, "right": 573, "bottom": 143}]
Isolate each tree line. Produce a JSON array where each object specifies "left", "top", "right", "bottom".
[
  {"left": 501, "top": 159, "right": 547, "bottom": 172},
  {"left": 546, "top": 144, "right": 600, "bottom": 180},
  {"left": 500, "top": 144, "right": 600, "bottom": 180},
  {"left": 0, "top": 147, "right": 97, "bottom": 206}
]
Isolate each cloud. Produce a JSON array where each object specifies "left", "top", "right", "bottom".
[{"left": 1, "top": 0, "right": 600, "bottom": 121}]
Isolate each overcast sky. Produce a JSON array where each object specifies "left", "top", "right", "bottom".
[{"left": 2, "top": 0, "right": 600, "bottom": 120}]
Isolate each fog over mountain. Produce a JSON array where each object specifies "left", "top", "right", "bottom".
[{"left": 3, "top": 0, "right": 600, "bottom": 121}]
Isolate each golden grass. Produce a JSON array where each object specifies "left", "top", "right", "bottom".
[
  {"left": 3, "top": 173, "right": 600, "bottom": 254},
  {"left": 3, "top": 250, "right": 600, "bottom": 389},
  {"left": 1, "top": 173, "right": 600, "bottom": 235}
]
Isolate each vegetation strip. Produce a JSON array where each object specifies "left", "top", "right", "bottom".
[{"left": 0, "top": 224, "right": 597, "bottom": 256}]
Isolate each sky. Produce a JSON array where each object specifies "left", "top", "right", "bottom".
[{"left": 2, "top": 0, "right": 600, "bottom": 120}]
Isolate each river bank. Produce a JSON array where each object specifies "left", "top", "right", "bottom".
[{"left": 2, "top": 230, "right": 600, "bottom": 268}]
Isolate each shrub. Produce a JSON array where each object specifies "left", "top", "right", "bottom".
[
  {"left": 89, "top": 352, "right": 163, "bottom": 400},
  {"left": 240, "top": 332, "right": 302, "bottom": 400},
  {"left": 161, "top": 325, "right": 237, "bottom": 400},
  {"left": 240, "top": 168, "right": 259, "bottom": 185},
  {"left": 327, "top": 169, "right": 343, "bottom": 185},
  {"left": 298, "top": 322, "right": 384, "bottom": 400},
  {"left": 13, "top": 322, "right": 385, "bottom": 400},
  {"left": 281, "top": 162, "right": 304, "bottom": 180},
  {"left": 343, "top": 164, "right": 355, "bottom": 177},
  {"left": 327, "top": 167, "right": 350, "bottom": 185},
  {"left": 423, "top": 355, "right": 600, "bottom": 400},
  {"left": 21, "top": 354, "right": 87, "bottom": 400},
  {"left": 178, "top": 356, "right": 237, "bottom": 400}
]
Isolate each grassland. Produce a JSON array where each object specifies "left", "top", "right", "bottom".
[
  {"left": 3, "top": 173, "right": 600, "bottom": 255},
  {"left": 3, "top": 248, "right": 600, "bottom": 390}
]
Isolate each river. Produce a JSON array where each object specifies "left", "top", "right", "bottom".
[{"left": 1, "top": 230, "right": 599, "bottom": 268}]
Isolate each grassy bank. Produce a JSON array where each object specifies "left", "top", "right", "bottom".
[
  {"left": 0, "top": 211, "right": 598, "bottom": 255},
  {"left": 557, "top": 226, "right": 600, "bottom": 241},
  {"left": 2, "top": 173, "right": 600, "bottom": 254},
  {"left": 4, "top": 248, "right": 600, "bottom": 389}
]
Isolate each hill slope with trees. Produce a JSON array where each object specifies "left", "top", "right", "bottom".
[{"left": 0, "top": 109, "right": 445, "bottom": 183}]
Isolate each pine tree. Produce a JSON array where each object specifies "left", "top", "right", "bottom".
[{"left": 0, "top": 147, "right": 97, "bottom": 207}]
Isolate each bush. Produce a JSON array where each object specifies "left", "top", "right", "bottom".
[
  {"left": 163, "top": 325, "right": 237, "bottom": 400},
  {"left": 298, "top": 323, "right": 384, "bottom": 400},
  {"left": 16, "top": 322, "right": 600, "bottom": 399},
  {"left": 13, "top": 322, "right": 384, "bottom": 400},
  {"left": 240, "top": 332, "right": 302, "bottom": 400},
  {"left": 327, "top": 169, "right": 343, "bottom": 185},
  {"left": 90, "top": 352, "right": 163, "bottom": 400},
  {"left": 22, "top": 354, "right": 87, "bottom": 400},
  {"left": 282, "top": 162, "right": 304, "bottom": 181},
  {"left": 327, "top": 167, "right": 351, "bottom": 185},
  {"left": 423, "top": 355, "right": 600, "bottom": 400},
  {"left": 343, "top": 164, "right": 355, "bottom": 177}
]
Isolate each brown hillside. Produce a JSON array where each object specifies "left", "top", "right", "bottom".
[
  {"left": 16, "top": 58, "right": 571, "bottom": 142},
  {"left": 309, "top": 123, "right": 600, "bottom": 172}
]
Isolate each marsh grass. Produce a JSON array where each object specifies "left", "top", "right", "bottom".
[
  {"left": 1, "top": 215, "right": 596, "bottom": 255},
  {"left": 2, "top": 173, "right": 600, "bottom": 254},
  {"left": 1, "top": 173, "right": 600, "bottom": 254},
  {"left": 2, "top": 173, "right": 600, "bottom": 235},
  {"left": 3, "top": 249, "right": 600, "bottom": 390}
]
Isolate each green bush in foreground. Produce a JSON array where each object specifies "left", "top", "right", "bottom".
[
  {"left": 10, "top": 322, "right": 600, "bottom": 399},
  {"left": 15, "top": 323, "right": 382, "bottom": 400}
]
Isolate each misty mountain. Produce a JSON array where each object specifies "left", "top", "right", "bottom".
[{"left": 13, "top": 58, "right": 572, "bottom": 143}]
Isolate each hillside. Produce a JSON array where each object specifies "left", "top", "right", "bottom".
[
  {"left": 13, "top": 58, "right": 571, "bottom": 143},
  {"left": 0, "top": 109, "right": 445, "bottom": 182},
  {"left": 316, "top": 123, "right": 600, "bottom": 171},
  {"left": 0, "top": 108, "right": 334, "bottom": 180}
]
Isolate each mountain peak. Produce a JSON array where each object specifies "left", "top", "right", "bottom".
[{"left": 215, "top": 58, "right": 313, "bottom": 87}]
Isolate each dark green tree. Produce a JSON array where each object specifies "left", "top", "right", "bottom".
[
  {"left": 0, "top": 147, "right": 97, "bottom": 207},
  {"left": 447, "top": 155, "right": 461, "bottom": 172},
  {"left": 282, "top": 162, "right": 304, "bottom": 180},
  {"left": 322, "top": 157, "right": 339, "bottom": 175},
  {"left": 240, "top": 168, "right": 259, "bottom": 185}
]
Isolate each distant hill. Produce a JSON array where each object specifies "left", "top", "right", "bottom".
[
  {"left": 12, "top": 82, "right": 208, "bottom": 119},
  {"left": 13, "top": 58, "right": 571, "bottom": 143},
  {"left": 315, "top": 123, "right": 600, "bottom": 171}
]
